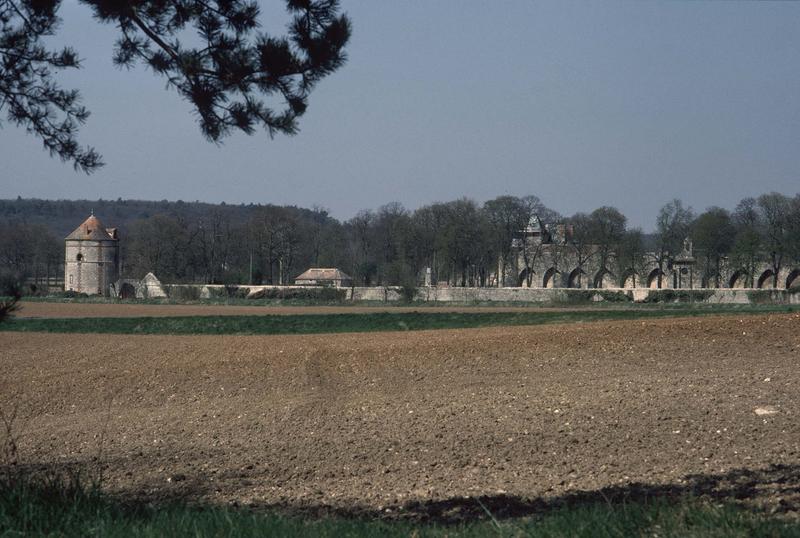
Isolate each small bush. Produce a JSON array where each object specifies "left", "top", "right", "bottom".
[
  {"left": 204, "top": 286, "right": 229, "bottom": 299},
  {"left": 399, "top": 283, "right": 417, "bottom": 303},
  {"left": 0, "top": 269, "right": 24, "bottom": 297},
  {"left": 51, "top": 290, "right": 90, "bottom": 299},
  {"left": 746, "top": 289, "right": 783, "bottom": 304},
  {"left": 643, "top": 289, "right": 714, "bottom": 303},
  {"left": 247, "top": 287, "right": 347, "bottom": 302},
  {"left": 596, "top": 290, "right": 633, "bottom": 302},
  {"left": 222, "top": 286, "right": 249, "bottom": 299},
  {"left": 558, "top": 290, "right": 632, "bottom": 304},
  {"left": 165, "top": 285, "right": 201, "bottom": 301}
]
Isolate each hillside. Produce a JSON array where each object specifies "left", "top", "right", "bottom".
[{"left": 0, "top": 198, "right": 308, "bottom": 238}]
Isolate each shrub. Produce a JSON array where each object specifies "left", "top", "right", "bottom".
[
  {"left": 558, "top": 290, "right": 632, "bottom": 304},
  {"left": 247, "top": 287, "right": 346, "bottom": 302},
  {"left": 52, "top": 290, "right": 89, "bottom": 299},
  {"left": 643, "top": 289, "right": 714, "bottom": 303},
  {"left": 745, "top": 289, "right": 783, "bottom": 304},
  {"left": 596, "top": 290, "right": 633, "bottom": 302},
  {"left": 222, "top": 286, "right": 249, "bottom": 299},
  {"left": 203, "top": 286, "right": 228, "bottom": 299},
  {"left": 166, "top": 285, "right": 201, "bottom": 301},
  {"left": 0, "top": 269, "right": 24, "bottom": 297},
  {"left": 399, "top": 283, "right": 417, "bottom": 303}
]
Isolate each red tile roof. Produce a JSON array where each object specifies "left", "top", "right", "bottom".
[{"left": 65, "top": 215, "right": 117, "bottom": 241}]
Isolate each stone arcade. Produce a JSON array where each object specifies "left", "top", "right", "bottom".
[{"left": 504, "top": 215, "right": 800, "bottom": 291}]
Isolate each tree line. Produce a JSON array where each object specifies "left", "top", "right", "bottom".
[{"left": 1, "top": 192, "right": 799, "bottom": 293}]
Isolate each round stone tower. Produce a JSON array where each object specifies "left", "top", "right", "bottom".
[{"left": 64, "top": 214, "right": 119, "bottom": 296}]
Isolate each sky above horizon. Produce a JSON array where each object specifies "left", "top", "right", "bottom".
[{"left": 1, "top": 1, "right": 798, "bottom": 231}]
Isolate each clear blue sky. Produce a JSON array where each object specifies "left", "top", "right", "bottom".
[{"left": 1, "top": 1, "right": 798, "bottom": 230}]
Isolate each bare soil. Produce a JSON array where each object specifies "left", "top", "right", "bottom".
[
  {"left": 15, "top": 301, "right": 607, "bottom": 319},
  {"left": 2, "top": 314, "right": 799, "bottom": 519}
]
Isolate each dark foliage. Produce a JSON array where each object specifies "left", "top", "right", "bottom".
[
  {"left": 0, "top": 0, "right": 350, "bottom": 171},
  {"left": 0, "top": 0, "right": 101, "bottom": 171},
  {"left": 0, "top": 267, "right": 21, "bottom": 321},
  {"left": 246, "top": 286, "right": 345, "bottom": 302},
  {"left": 642, "top": 289, "right": 714, "bottom": 303}
]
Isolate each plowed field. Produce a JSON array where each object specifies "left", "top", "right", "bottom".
[{"left": 2, "top": 313, "right": 799, "bottom": 519}]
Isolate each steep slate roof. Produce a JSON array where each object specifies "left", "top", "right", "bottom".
[
  {"left": 295, "top": 268, "right": 352, "bottom": 281},
  {"left": 65, "top": 215, "right": 117, "bottom": 241}
]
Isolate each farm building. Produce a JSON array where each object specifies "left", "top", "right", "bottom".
[
  {"left": 294, "top": 268, "right": 353, "bottom": 288},
  {"left": 64, "top": 214, "right": 119, "bottom": 297}
]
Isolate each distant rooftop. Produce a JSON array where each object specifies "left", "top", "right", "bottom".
[{"left": 295, "top": 268, "right": 352, "bottom": 281}]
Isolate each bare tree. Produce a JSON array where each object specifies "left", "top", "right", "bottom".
[
  {"left": 649, "top": 199, "right": 694, "bottom": 288},
  {"left": 483, "top": 196, "right": 529, "bottom": 287},
  {"left": 566, "top": 213, "right": 596, "bottom": 288},
  {"left": 757, "top": 192, "right": 793, "bottom": 288},
  {"left": 616, "top": 228, "right": 646, "bottom": 287},
  {"left": 730, "top": 198, "right": 761, "bottom": 288},
  {"left": 588, "top": 206, "right": 626, "bottom": 277},
  {"left": 195, "top": 210, "right": 233, "bottom": 284},
  {"left": 691, "top": 207, "right": 734, "bottom": 288}
]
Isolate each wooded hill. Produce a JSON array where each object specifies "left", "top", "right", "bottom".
[
  {"left": 1, "top": 193, "right": 798, "bottom": 292},
  {"left": 0, "top": 198, "right": 309, "bottom": 239}
]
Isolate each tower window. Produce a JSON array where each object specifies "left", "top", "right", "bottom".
[{"left": 76, "top": 253, "right": 83, "bottom": 262}]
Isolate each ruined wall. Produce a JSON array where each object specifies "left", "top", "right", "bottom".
[
  {"left": 506, "top": 241, "right": 800, "bottom": 292},
  {"left": 153, "top": 284, "right": 800, "bottom": 304},
  {"left": 129, "top": 281, "right": 800, "bottom": 304}
]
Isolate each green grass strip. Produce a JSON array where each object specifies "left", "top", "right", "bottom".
[
  {"left": 3, "top": 306, "right": 797, "bottom": 335},
  {"left": 0, "top": 475, "right": 797, "bottom": 537}
]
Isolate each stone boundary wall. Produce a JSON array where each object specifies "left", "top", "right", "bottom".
[
  {"left": 408, "top": 287, "right": 800, "bottom": 304},
  {"left": 156, "top": 284, "right": 800, "bottom": 305}
]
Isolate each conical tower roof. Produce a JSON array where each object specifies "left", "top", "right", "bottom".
[{"left": 65, "top": 214, "right": 115, "bottom": 241}]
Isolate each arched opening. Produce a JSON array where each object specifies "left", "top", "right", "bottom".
[
  {"left": 620, "top": 269, "right": 638, "bottom": 289},
  {"left": 728, "top": 270, "right": 748, "bottom": 289},
  {"left": 543, "top": 267, "right": 559, "bottom": 289},
  {"left": 700, "top": 270, "right": 720, "bottom": 288},
  {"left": 646, "top": 268, "right": 663, "bottom": 289},
  {"left": 757, "top": 270, "right": 775, "bottom": 289},
  {"left": 518, "top": 268, "right": 534, "bottom": 288},
  {"left": 593, "top": 269, "right": 615, "bottom": 289},
  {"left": 76, "top": 253, "right": 83, "bottom": 262},
  {"left": 786, "top": 269, "right": 800, "bottom": 290},
  {"left": 119, "top": 282, "right": 136, "bottom": 299},
  {"left": 567, "top": 268, "right": 585, "bottom": 288}
]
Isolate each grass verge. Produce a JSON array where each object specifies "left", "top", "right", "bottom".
[
  {"left": 2, "top": 306, "right": 798, "bottom": 335},
  {"left": 0, "top": 474, "right": 797, "bottom": 537}
]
